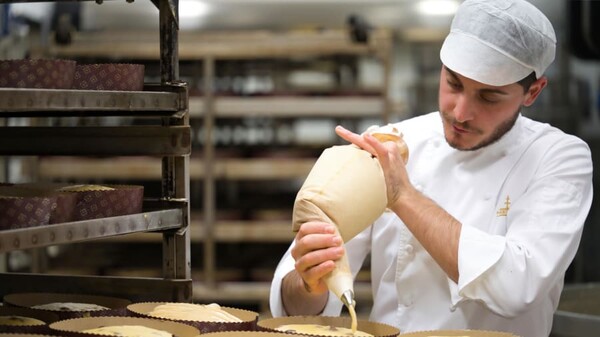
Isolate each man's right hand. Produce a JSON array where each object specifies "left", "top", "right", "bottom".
[
  {"left": 281, "top": 221, "right": 344, "bottom": 315},
  {"left": 291, "top": 221, "right": 345, "bottom": 294}
]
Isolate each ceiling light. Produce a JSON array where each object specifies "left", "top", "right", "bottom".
[
  {"left": 180, "top": 0, "right": 210, "bottom": 19},
  {"left": 416, "top": 0, "right": 460, "bottom": 16}
]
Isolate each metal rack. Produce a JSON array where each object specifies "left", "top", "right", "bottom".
[{"left": 0, "top": 0, "right": 192, "bottom": 302}]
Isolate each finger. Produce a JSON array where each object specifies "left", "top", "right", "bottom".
[
  {"left": 299, "top": 259, "right": 336, "bottom": 289},
  {"left": 292, "top": 231, "right": 342, "bottom": 260},
  {"left": 364, "top": 133, "right": 392, "bottom": 165},
  {"left": 366, "top": 133, "right": 405, "bottom": 162},
  {"left": 296, "top": 221, "right": 335, "bottom": 240},
  {"left": 335, "top": 125, "right": 376, "bottom": 155},
  {"left": 294, "top": 245, "right": 344, "bottom": 276}
]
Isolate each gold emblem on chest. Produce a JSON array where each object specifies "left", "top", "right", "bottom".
[{"left": 496, "top": 196, "right": 511, "bottom": 217}]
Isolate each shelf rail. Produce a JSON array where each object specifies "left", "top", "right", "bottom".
[{"left": 0, "top": 201, "right": 185, "bottom": 254}]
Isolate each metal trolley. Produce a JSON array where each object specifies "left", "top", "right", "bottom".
[{"left": 0, "top": 0, "right": 192, "bottom": 302}]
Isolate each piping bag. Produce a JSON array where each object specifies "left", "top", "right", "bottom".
[{"left": 292, "top": 124, "right": 408, "bottom": 309}]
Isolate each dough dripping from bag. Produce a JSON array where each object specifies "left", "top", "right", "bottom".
[{"left": 292, "top": 123, "right": 409, "bottom": 332}]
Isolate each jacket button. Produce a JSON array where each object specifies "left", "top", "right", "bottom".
[{"left": 401, "top": 294, "right": 414, "bottom": 307}]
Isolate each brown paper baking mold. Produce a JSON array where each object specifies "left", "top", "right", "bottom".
[
  {"left": 127, "top": 302, "right": 259, "bottom": 333},
  {"left": 0, "top": 59, "right": 76, "bottom": 89},
  {"left": 17, "top": 183, "right": 143, "bottom": 223},
  {"left": 72, "top": 63, "right": 144, "bottom": 91},
  {"left": 397, "top": 330, "right": 519, "bottom": 337},
  {"left": 48, "top": 316, "right": 199, "bottom": 337},
  {"left": 15, "top": 183, "right": 79, "bottom": 224},
  {"left": 0, "top": 187, "right": 56, "bottom": 230},
  {"left": 202, "top": 331, "right": 299, "bottom": 337},
  {"left": 0, "top": 306, "right": 59, "bottom": 335},
  {"left": 258, "top": 316, "right": 400, "bottom": 337},
  {"left": 0, "top": 333, "right": 56, "bottom": 337},
  {"left": 3, "top": 293, "right": 131, "bottom": 320},
  {"left": 57, "top": 184, "right": 143, "bottom": 221}
]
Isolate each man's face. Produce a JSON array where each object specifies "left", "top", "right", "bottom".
[{"left": 438, "top": 66, "right": 543, "bottom": 151}]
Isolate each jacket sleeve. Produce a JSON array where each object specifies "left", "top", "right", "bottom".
[
  {"left": 451, "top": 135, "right": 593, "bottom": 317},
  {"left": 269, "top": 226, "right": 373, "bottom": 317}
]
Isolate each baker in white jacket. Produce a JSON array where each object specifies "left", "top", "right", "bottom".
[{"left": 269, "top": 1, "right": 594, "bottom": 336}]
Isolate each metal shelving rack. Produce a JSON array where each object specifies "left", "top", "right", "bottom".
[{"left": 0, "top": 0, "right": 192, "bottom": 302}]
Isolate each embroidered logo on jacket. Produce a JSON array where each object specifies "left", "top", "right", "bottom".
[{"left": 496, "top": 196, "right": 511, "bottom": 217}]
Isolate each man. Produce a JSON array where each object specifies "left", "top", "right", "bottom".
[{"left": 269, "top": 1, "right": 594, "bottom": 336}]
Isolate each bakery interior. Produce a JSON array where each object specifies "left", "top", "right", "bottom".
[{"left": 0, "top": 0, "right": 599, "bottom": 336}]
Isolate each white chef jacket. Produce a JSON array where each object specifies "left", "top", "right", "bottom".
[{"left": 270, "top": 112, "right": 594, "bottom": 337}]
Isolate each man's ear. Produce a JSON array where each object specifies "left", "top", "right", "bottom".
[{"left": 523, "top": 76, "right": 548, "bottom": 107}]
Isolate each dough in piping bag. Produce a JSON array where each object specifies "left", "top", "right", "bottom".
[{"left": 292, "top": 124, "right": 408, "bottom": 242}]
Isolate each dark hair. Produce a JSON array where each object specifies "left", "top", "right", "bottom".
[{"left": 517, "top": 72, "right": 537, "bottom": 92}]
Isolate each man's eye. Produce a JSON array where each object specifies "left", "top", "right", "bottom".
[
  {"left": 480, "top": 95, "right": 499, "bottom": 104},
  {"left": 447, "top": 81, "right": 461, "bottom": 89}
]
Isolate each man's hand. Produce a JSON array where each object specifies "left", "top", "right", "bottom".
[
  {"left": 335, "top": 125, "right": 415, "bottom": 207},
  {"left": 281, "top": 221, "right": 344, "bottom": 315},
  {"left": 291, "top": 221, "right": 345, "bottom": 294}
]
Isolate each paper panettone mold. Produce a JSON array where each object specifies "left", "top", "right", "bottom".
[
  {"left": 50, "top": 191, "right": 79, "bottom": 223},
  {"left": 127, "top": 302, "right": 259, "bottom": 333},
  {"left": 0, "top": 333, "right": 56, "bottom": 337},
  {"left": 72, "top": 63, "right": 145, "bottom": 91},
  {"left": 3, "top": 293, "right": 131, "bottom": 320},
  {"left": 258, "top": 316, "right": 400, "bottom": 337},
  {"left": 57, "top": 184, "right": 144, "bottom": 221},
  {"left": 202, "top": 332, "right": 297, "bottom": 337},
  {"left": 49, "top": 316, "right": 200, "bottom": 337},
  {"left": 16, "top": 183, "right": 143, "bottom": 223},
  {"left": 0, "top": 186, "right": 56, "bottom": 230},
  {"left": 16, "top": 183, "right": 78, "bottom": 224},
  {"left": 0, "top": 59, "right": 76, "bottom": 89},
  {"left": 397, "top": 330, "right": 519, "bottom": 337},
  {"left": 0, "top": 306, "right": 59, "bottom": 334}
]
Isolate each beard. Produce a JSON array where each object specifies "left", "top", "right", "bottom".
[{"left": 440, "top": 108, "right": 520, "bottom": 151}]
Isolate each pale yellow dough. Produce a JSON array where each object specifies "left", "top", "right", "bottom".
[
  {"left": 367, "top": 123, "right": 409, "bottom": 163},
  {"left": 31, "top": 302, "right": 109, "bottom": 312},
  {"left": 83, "top": 325, "right": 172, "bottom": 337},
  {"left": 58, "top": 185, "right": 115, "bottom": 192},
  {"left": 0, "top": 315, "right": 45, "bottom": 326},
  {"left": 276, "top": 324, "right": 373, "bottom": 337},
  {"left": 147, "top": 302, "right": 242, "bottom": 323}
]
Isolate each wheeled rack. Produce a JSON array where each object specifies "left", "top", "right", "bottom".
[{"left": 0, "top": 0, "right": 192, "bottom": 302}]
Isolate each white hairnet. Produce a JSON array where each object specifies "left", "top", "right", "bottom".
[{"left": 440, "top": 0, "right": 556, "bottom": 86}]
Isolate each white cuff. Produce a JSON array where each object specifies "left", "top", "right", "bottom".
[
  {"left": 451, "top": 225, "right": 505, "bottom": 305},
  {"left": 269, "top": 247, "right": 296, "bottom": 317}
]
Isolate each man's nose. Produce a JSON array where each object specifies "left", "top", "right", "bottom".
[{"left": 454, "top": 95, "right": 475, "bottom": 123}]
